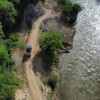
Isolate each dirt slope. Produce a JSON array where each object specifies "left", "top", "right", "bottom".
[{"left": 23, "top": 8, "right": 59, "bottom": 100}]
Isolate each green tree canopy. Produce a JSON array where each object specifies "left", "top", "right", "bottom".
[
  {"left": 0, "top": 72, "right": 21, "bottom": 100},
  {"left": 39, "top": 30, "right": 64, "bottom": 52},
  {"left": 0, "top": 0, "right": 17, "bottom": 28}
]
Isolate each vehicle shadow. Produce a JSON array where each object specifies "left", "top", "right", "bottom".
[
  {"left": 22, "top": 53, "right": 31, "bottom": 62},
  {"left": 32, "top": 51, "right": 52, "bottom": 76}
]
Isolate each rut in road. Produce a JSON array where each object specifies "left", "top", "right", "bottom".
[{"left": 24, "top": 8, "right": 60, "bottom": 100}]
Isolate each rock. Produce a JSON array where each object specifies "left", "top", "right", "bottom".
[{"left": 25, "top": 2, "right": 45, "bottom": 26}]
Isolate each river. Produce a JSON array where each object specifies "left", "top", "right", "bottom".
[{"left": 60, "top": 0, "right": 100, "bottom": 100}]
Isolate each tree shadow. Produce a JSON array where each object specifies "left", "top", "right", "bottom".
[{"left": 32, "top": 51, "right": 52, "bottom": 76}]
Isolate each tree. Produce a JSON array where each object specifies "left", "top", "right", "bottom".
[
  {"left": 0, "top": 0, "right": 17, "bottom": 28},
  {"left": 39, "top": 30, "right": 64, "bottom": 52}
]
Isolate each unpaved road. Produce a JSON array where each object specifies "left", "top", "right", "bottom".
[{"left": 23, "top": 9, "right": 60, "bottom": 100}]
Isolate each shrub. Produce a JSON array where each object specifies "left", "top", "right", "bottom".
[{"left": 43, "top": 74, "right": 58, "bottom": 91}]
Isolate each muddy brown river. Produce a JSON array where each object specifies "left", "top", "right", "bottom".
[{"left": 60, "top": 0, "right": 100, "bottom": 100}]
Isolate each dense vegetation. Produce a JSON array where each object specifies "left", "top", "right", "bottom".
[
  {"left": 0, "top": 72, "right": 21, "bottom": 100},
  {"left": 39, "top": 30, "right": 64, "bottom": 66},
  {"left": 58, "top": 0, "right": 82, "bottom": 25},
  {"left": 0, "top": 0, "right": 41, "bottom": 99}
]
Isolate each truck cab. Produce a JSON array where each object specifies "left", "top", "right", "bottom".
[{"left": 26, "top": 46, "right": 32, "bottom": 53}]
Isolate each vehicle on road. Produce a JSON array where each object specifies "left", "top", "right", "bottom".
[{"left": 23, "top": 46, "right": 32, "bottom": 62}]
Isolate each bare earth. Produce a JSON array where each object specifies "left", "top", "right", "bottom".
[{"left": 15, "top": 8, "right": 60, "bottom": 100}]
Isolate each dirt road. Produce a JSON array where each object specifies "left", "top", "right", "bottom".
[{"left": 23, "top": 9, "right": 59, "bottom": 100}]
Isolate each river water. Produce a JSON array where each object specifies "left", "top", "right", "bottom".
[{"left": 60, "top": 0, "right": 100, "bottom": 100}]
